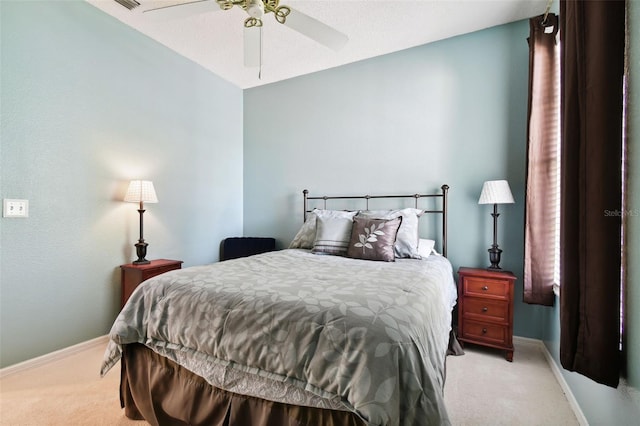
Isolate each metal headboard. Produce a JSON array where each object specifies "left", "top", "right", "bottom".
[{"left": 302, "top": 185, "right": 449, "bottom": 257}]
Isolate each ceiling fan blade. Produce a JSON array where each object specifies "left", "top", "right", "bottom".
[
  {"left": 140, "top": 0, "right": 220, "bottom": 20},
  {"left": 283, "top": 8, "right": 348, "bottom": 51},
  {"left": 244, "top": 25, "right": 262, "bottom": 67}
]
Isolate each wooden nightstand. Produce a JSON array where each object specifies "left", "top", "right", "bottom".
[
  {"left": 457, "top": 267, "right": 517, "bottom": 361},
  {"left": 120, "top": 259, "right": 183, "bottom": 308}
]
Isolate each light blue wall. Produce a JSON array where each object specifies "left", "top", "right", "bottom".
[
  {"left": 0, "top": 1, "right": 244, "bottom": 367},
  {"left": 243, "top": 20, "right": 548, "bottom": 340},
  {"left": 539, "top": 2, "right": 640, "bottom": 424}
]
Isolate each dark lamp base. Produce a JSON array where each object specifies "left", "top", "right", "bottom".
[
  {"left": 133, "top": 241, "right": 150, "bottom": 265},
  {"left": 488, "top": 245, "right": 503, "bottom": 270}
]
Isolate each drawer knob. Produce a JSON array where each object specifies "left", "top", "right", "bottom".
[
  {"left": 482, "top": 307, "right": 488, "bottom": 312},
  {"left": 482, "top": 328, "right": 487, "bottom": 334},
  {"left": 482, "top": 285, "right": 489, "bottom": 291}
]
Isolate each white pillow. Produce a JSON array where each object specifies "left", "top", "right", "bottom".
[
  {"left": 418, "top": 238, "right": 436, "bottom": 258},
  {"left": 311, "top": 211, "right": 358, "bottom": 256},
  {"left": 357, "top": 208, "right": 424, "bottom": 259},
  {"left": 289, "top": 209, "right": 357, "bottom": 250}
]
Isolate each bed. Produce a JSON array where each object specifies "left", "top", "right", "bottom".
[{"left": 101, "top": 185, "right": 457, "bottom": 426}]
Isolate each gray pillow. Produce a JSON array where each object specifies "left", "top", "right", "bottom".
[
  {"left": 347, "top": 216, "right": 402, "bottom": 262},
  {"left": 356, "top": 208, "right": 424, "bottom": 259},
  {"left": 289, "top": 212, "right": 318, "bottom": 249}
]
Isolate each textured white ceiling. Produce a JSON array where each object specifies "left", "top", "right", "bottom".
[{"left": 87, "top": 0, "right": 549, "bottom": 89}]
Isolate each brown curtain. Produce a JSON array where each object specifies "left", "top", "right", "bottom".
[
  {"left": 559, "top": 0, "right": 625, "bottom": 387},
  {"left": 524, "top": 13, "right": 559, "bottom": 306}
]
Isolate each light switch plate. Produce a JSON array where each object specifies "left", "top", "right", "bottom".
[{"left": 3, "top": 199, "right": 29, "bottom": 218}]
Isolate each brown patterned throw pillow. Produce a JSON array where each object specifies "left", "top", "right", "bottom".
[
  {"left": 347, "top": 216, "right": 402, "bottom": 262},
  {"left": 357, "top": 208, "right": 424, "bottom": 259}
]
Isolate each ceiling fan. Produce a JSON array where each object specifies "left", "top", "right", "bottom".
[{"left": 115, "top": 0, "right": 348, "bottom": 69}]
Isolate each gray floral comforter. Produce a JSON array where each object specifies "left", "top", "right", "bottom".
[{"left": 101, "top": 249, "right": 457, "bottom": 425}]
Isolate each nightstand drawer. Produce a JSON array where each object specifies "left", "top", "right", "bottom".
[
  {"left": 461, "top": 320, "right": 509, "bottom": 346},
  {"left": 463, "top": 297, "right": 509, "bottom": 323},
  {"left": 463, "top": 276, "right": 509, "bottom": 300}
]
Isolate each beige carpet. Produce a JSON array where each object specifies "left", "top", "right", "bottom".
[
  {"left": 0, "top": 341, "right": 137, "bottom": 426},
  {"left": 0, "top": 338, "right": 580, "bottom": 425},
  {"left": 444, "top": 339, "right": 580, "bottom": 425}
]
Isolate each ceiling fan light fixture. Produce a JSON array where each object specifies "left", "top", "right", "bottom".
[
  {"left": 135, "top": 0, "right": 348, "bottom": 73},
  {"left": 246, "top": 0, "right": 264, "bottom": 19}
]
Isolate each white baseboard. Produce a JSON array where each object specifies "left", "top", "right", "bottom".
[
  {"left": 514, "top": 336, "right": 589, "bottom": 426},
  {"left": 0, "top": 335, "right": 109, "bottom": 379}
]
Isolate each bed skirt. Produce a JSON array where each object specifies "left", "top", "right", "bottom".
[{"left": 120, "top": 343, "right": 367, "bottom": 426}]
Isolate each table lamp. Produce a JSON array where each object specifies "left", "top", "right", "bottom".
[
  {"left": 479, "top": 180, "right": 515, "bottom": 270},
  {"left": 124, "top": 180, "right": 158, "bottom": 265}
]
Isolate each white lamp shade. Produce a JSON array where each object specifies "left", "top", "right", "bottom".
[
  {"left": 124, "top": 180, "right": 158, "bottom": 203},
  {"left": 478, "top": 180, "right": 515, "bottom": 205}
]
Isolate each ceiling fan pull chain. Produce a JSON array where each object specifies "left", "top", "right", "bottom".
[{"left": 258, "top": 39, "right": 263, "bottom": 80}]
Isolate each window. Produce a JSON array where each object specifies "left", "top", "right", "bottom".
[{"left": 523, "top": 13, "right": 559, "bottom": 306}]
